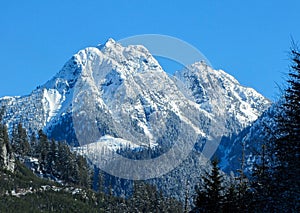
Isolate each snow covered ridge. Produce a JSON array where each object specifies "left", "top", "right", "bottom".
[
  {"left": 0, "top": 38, "right": 272, "bottom": 198},
  {"left": 0, "top": 38, "right": 271, "bottom": 161}
]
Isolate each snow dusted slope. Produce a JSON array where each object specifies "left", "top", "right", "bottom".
[
  {"left": 68, "top": 39, "right": 208, "bottom": 151},
  {"left": 220, "top": 102, "right": 279, "bottom": 174},
  {"left": 0, "top": 38, "right": 272, "bottom": 201},
  {"left": 174, "top": 61, "right": 270, "bottom": 131},
  {"left": 0, "top": 38, "right": 271, "bottom": 167},
  {"left": 173, "top": 62, "right": 272, "bottom": 168}
]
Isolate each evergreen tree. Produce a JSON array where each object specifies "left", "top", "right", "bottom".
[
  {"left": 250, "top": 143, "right": 274, "bottom": 211},
  {"left": 56, "top": 141, "right": 76, "bottom": 183},
  {"left": 75, "top": 154, "right": 91, "bottom": 188},
  {"left": 223, "top": 182, "right": 239, "bottom": 212},
  {"left": 11, "top": 124, "right": 20, "bottom": 155},
  {"left": 45, "top": 139, "right": 57, "bottom": 176},
  {"left": 11, "top": 123, "right": 30, "bottom": 156},
  {"left": 97, "top": 170, "right": 105, "bottom": 201},
  {"left": 194, "top": 158, "right": 225, "bottom": 212},
  {"left": 37, "top": 130, "right": 49, "bottom": 173},
  {"left": 56, "top": 141, "right": 68, "bottom": 180},
  {"left": 272, "top": 46, "right": 300, "bottom": 210},
  {"left": 233, "top": 141, "right": 252, "bottom": 210},
  {"left": 130, "top": 180, "right": 182, "bottom": 212},
  {"left": 29, "top": 132, "right": 37, "bottom": 157},
  {"left": 19, "top": 123, "right": 30, "bottom": 156}
]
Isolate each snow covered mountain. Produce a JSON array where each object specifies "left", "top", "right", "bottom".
[
  {"left": 0, "top": 38, "right": 270, "bottom": 145},
  {"left": 219, "top": 101, "right": 279, "bottom": 174},
  {"left": 0, "top": 38, "right": 271, "bottom": 199}
]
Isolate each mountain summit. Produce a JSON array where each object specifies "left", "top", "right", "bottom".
[
  {"left": 0, "top": 39, "right": 271, "bottom": 197},
  {"left": 0, "top": 38, "right": 270, "bottom": 142}
]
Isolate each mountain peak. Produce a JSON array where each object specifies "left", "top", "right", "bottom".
[
  {"left": 105, "top": 38, "right": 116, "bottom": 46},
  {"left": 97, "top": 38, "right": 117, "bottom": 49},
  {"left": 0, "top": 38, "right": 271, "bottom": 146}
]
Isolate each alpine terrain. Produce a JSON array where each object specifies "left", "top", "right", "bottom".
[{"left": 0, "top": 39, "right": 272, "bottom": 202}]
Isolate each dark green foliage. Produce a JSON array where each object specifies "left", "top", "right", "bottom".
[
  {"left": 192, "top": 158, "right": 254, "bottom": 212},
  {"left": 233, "top": 142, "right": 252, "bottom": 210},
  {"left": 0, "top": 161, "right": 184, "bottom": 213},
  {"left": 194, "top": 159, "right": 225, "bottom": 212},
  {"left": 270, "top": 46, "right": 300, "bottom": 211},
  {"left": 0, "top": 191, "right": 99, "bottom": 213},
  {"left": 37, "top": 130, "right": 49, "bottom": 173},
  {"left": 0, "top": 161, "right": 51, "bottom": 195},
  {"left": 11, "top": 123, "right": 30, "bottom": 156},
  {"left": 250, "top": 142, "right": 275, "bottom": 211},
  {"left": 46, "top": 139, "right": 57, "bottom": 175},
  {"left": 75, "top": 154, "right": 92, "bottom": 188},
  {"left": 57, "top": 141, "right": 76, "bottom": 183},
  {"left": 222, "top": 183, "right": 239, "bottom": 212},
  {"left": 33, "top": 132, "right": 92, "bottom": 188},
  {"left": 0, "top": 162, "right": 99, "bottom": 212},
  {"left": 241, "top": 46, "right": 300, "bottom": 211},
  {"left": 128, "top": 181, "right": 183, "bottom": 213},
  {"left": 0, "top": 108, "right": 185, "bottom": 212},
  {"left": 28, "top": 132, "right": 37, "bottom": 157},
  {"left": 203, "top": 159, "right": 224, "bottom": 209},
  {"left": 222, "top": 177, "right": 252, "bottom": 212}
]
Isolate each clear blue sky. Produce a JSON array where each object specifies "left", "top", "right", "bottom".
[{"left": 1, "top": 0, "right": 300, "bottom": 100}]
